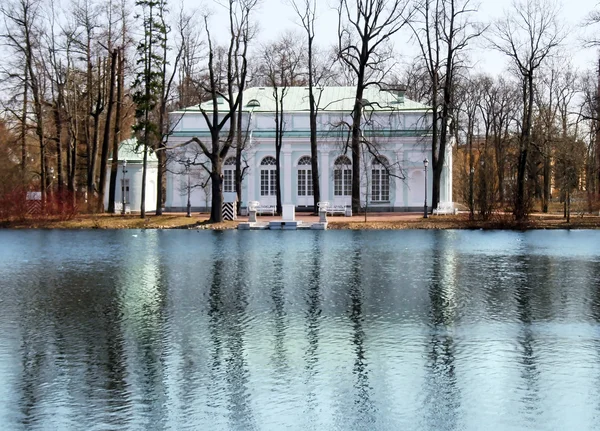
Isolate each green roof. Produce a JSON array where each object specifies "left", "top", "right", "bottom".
[
  {"left": 110, "top": 138, "right": 158, "bottom": 163},
  {"left": 172, "top": 86, "right": 429, "bottom": 114}
]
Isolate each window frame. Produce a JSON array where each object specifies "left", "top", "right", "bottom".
[
  {"left": 260, "top": 156, "right": 277, "bottom": 196},
  {"left": 333, "top": 156, "right": 352, "bottom": 197},
  {"left": 223, "top": 157, "right": 236, "bottom": 193},
  {"left": 371, "top": 158, "right": 390, "bottom": 202},
  {"left": 297, "top": 156, "right": 313, "bottom": 197}
]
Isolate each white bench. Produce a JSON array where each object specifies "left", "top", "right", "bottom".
[
  {"left": 248, "top": 201, "right": 276, "bottom": 216},
  {"left": 432, "top": 202, "right": 458, "bottom": 215},
  {"left": 318, "top": 201, "right": 350, "bottom": 216}
]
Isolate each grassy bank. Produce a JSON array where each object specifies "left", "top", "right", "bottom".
[
  {"left": 0, "top": 214, "right": 238, "bottom": 230},
  {"left": 2, "top": 212, "right": 600, "bottom": 230},
  {"left": 329, "top": 214, "right": 600, "bottom": 230}
]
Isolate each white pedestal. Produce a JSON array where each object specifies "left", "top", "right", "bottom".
[
  {"left": 319, "top": 210, "right": 328, "bottom": 222},
  {"left": 249, "top": 210, "right": 257, "bottom": 222},
  {"left": 282, "top": 204, "right": 295, "bottom": 221}
]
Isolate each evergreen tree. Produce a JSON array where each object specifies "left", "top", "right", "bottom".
[{"left": 132, "top": 0, "right": 168, "bottom": 218}]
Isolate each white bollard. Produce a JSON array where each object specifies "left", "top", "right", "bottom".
[{"left": 282, "top": 204, "right": 295, "bottom": 221}]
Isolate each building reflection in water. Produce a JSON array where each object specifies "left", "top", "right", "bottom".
[
  {"left": 120, "top": 231, "right": 168, "bottom": 430},
  {"left": 424, "top": 231, "right": 460, "bottom": 431}
]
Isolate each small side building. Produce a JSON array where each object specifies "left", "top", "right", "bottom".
[{"left": 104, "top": 138, "right": 158, "bottom": 213}]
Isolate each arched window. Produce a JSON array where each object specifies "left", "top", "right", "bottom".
[
  {"left": 260, "top": 156, "right": 277, "bottom": 196},
  {"left": 297, "top": 156, "right": 313, "bottom": 197},
  {"left": 371, "top": 157, "right": 390, "bottom": 202},
  {"left": 223, "top": 157, "right": 236, "bottom": 193},
  {"left": 334, "top": 156, "right": 352, "bottom": 196},
  {"left": 246, "top": 99, "right": 261, "bottom": 108}
]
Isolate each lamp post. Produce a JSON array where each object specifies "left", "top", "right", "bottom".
[
  {"left": 48, "top": 167, "right": 55, "bottom": 189},
  {"left": 47, "top": 167, "right": 55, "bottom": 208},
  {"left": 121, "top": 160, "right": 127, "bottom": 215},
  {"left": 423, "top": 158, "right": 429, "bottom": 218},
  {"left": 186, "top": 158, "right": 192, "bottom": 217}
]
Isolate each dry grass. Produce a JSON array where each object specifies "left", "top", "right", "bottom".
[
  {"left": 0, "top": 213, "right": 238, "bottom": 230},
  {"left": 2, "top": 212, "right": 600, "bottom": 230},
  {"left": 328, "top": 213, "right": 600, "bottom": 230}
]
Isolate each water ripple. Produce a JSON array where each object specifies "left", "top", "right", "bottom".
[{"left": 1, "top": 229, "right": 600, "bottom": 429}]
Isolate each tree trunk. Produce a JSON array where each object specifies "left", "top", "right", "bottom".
[
  {"left": 21, "top": 66, "right": 28, "bottom": 172},
  {"left": 596, "top": 57, "right": 600, "bottom": 196},
  {"left": 429, "top": 73, "right": 439, "bottom": 217},
  {"left": 68, "top": 121, "right": 77, "bottom": 208},
  {"left": 515, "top": 75, "right": 533, "bottom": 221},
  {"left": 495, "top": 136, "right": 505, "bottom": 204},
  {"left": 235, "top": 91, "right": 244, "bottom": 213},
  {"left": 542, "top": 155, "right": 550, "bottom": 213},
  {"left": 210, "top": 156, "right": 223, "bottom": 222},
  {"left": 98, "top": 49, "right": 118, "bottom": 212},
  {"left": 468, "top": 126, "right": 474, "bottom": 220},
  {"left": 141, "top": 145, "right": 147, "bottom": 218},
  {"left": 55, "top": 107, "right": 63, "bottom": 193},
  {"left": 275, "top": 89, "right": 283, "bottom": 215},
  {"left": 89, "top": 112, "right": 101, "bottom": 196},
  {"left": 308, "top": 38, "right": 320, "bottom": 213},
  {"left": 108, "top": 48, "right": 123, "bottom": 213},
  {"left": 350, "top": 88, "right": 364, "bottom": 214},
  {"left": 85, "top": 37, "right": 93, "bottom": 197}
]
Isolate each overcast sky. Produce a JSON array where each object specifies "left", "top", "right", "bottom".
[{"left": 192, "top": 0, "right": 600, "bottom": 77}]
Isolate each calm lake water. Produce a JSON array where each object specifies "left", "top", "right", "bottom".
[{"left": 1, "top": 229, "right": 600, "bottom": 430}]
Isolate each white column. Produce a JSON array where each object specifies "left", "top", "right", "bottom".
[
  {"left": 447, "top": 139, "right": 454, "bottom": 203},
  {"left": 393, "top": 176, "right": 403, "bottom": 209},
  {"left": 283, "top": 149, "right": 293, "bottom": 204},
  {"left": 247, "top": 151, "right": 256, "bottom": 203},
  {"left": 393, "top": 143, "right": 403, "bottom": 209},
  {"left": 320, "top": 150, "right": 330, "bottom": 202}
]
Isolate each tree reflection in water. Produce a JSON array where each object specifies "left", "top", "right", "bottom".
[
  {"left": 208, "top": 231, "right": 256, "bottom": 430},
  {"left": 3, "top": 230, "right": 600, "bottom": 430},
  {"left": 348, "top": 231, "right": 376, "bottom": 427},
  {"left": 513, "top": 251, "right": 541, "bottom": 424},
  {"left": 270, "top": 246, "right": 289, "bottom": 380}
]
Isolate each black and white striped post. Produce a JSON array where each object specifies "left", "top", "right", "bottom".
[{"left": 222, "top": 201, "right": 237, "bottom": 221}]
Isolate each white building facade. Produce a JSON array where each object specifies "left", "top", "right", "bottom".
[
  {"left": 104, "top": 138, "right": 158, "bottom": 213},
  {"left": 165, "top": 87, "right": 452, "bottom": 212}
]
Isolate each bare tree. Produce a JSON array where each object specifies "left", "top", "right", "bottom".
[
  {"left": 107, "top": 0, "right": 133, "bottom": 213},
  {"left": 184, "top": 0, "right": 257, "bottom": 223},
  {"left": 290, "top": 0, "right": 321, "bottom": 212},
  {"left": 1, "top": 0, "right": 48, "bottom": 203},
  {"left": 98, "top": 48, "right": 117, "bottom": 211},
  {"left": 409, "top": 0, "right": 485, "bottom": 212},
  {"left": 489, "top": 0, "right": 565, "bottom": 220},
  {"left": 337, "top": 0, "right": 411, "bottom": 213}
]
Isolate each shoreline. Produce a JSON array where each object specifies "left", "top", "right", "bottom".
[{"left": 2, "top": 213, "right": 600, "bottom": 230}]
